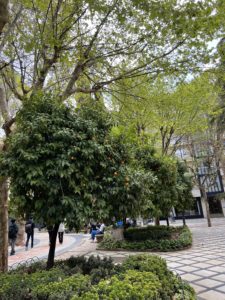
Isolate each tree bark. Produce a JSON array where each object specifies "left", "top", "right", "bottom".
[
  {"left": 201, "top": 187, "right": 212, "bottom": 227},
  {"left": 0, "top": 177, "right": 8, "bottom": 273},
  {"left": 46, "top": 223, "right": 60, "bottom": 269},
  {"left": 182, "top": 212, "right": 186, "bottom": 226},
  {"left": 155, "top": 217, "right": 160, "bottom": 226},
  {"left": 166, "top": 217, "right": 169, "bottom": 227},
  {"left": 0, "top": 0, "right": 8, "bottom": 35},
  {"left": 16, "top": 219, "right": 25, "bottom": 246}
]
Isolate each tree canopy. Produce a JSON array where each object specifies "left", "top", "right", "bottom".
[{"left": 0, "top": 0, "right": 221, "bottom": 103}]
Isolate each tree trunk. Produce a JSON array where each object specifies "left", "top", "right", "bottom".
[
  {"left": 202, "top": 188, "right": 211, "bottom": 227},
  {"left": 182, "top": 212, "right": 186, "bottom": 226},
  {"left": 166, "top": 217, "right": 169, "bottom": 227},
  {"left": 155, "top": 217, "right": 160, "bottom": 226},
  {"left": 16, "top": 219, "right": 25, "bottom": 246},
  {"left": 47, "top": 223, "right": 60, "bottom": 269},
  {"left": 0, "top": 177, "right": 8, "bottom": 273},
  {"left": 0, "top": 0, "right": 9, "bottom": 34}
]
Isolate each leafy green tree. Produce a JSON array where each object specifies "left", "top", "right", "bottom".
[
  {"left": 112, "top": 74, "right": 218, "bottom": 155},
  {"left": 106, "top": 136, "right": 155, "bottom": 225},
  {"left": 1, "top": 0, "right": 220, "bottom": 102},
  {"left": 0, "top": 95, "right": 155, "bottom": 267},
  {"left": 0, "top": 95, "right": 111, "bottom": 267},
  {"left": 136, "top": 147, "right": 178, "bottom": 225},
  {"left": 174, "top": 161, "right": 194, "bottom": 225}
]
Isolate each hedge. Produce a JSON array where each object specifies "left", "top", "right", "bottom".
[
  {"left": 0, "top": 268, "right": 66, "bottom": 300},
  {"left": 32, "top": 274, "right": 91, "bottom": 300},
  {"left": 71, "top": 270, "right": 161, "bottom": 300},
  {"left": 124, "top": 225, "right": 172, "bottom": 241},
  {"left": 0, "top": 254, "right": 196, "bottom": 300},
  {"left": 99, "top": 225, "right": 192, "bottom": 251}
]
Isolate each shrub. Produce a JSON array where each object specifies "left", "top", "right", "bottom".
[
  {"left": 99, "top": 226, "right": 192, "bottom": 251},
  {"left": 0, "top": 268, "right": 65, "bottom": 300},
  {"left": 122, "top": 254, "right": 175, "bottom": 299},
  {"left": 54, "top": 255, "right": 118, "bottom": 283},
  {"left": 174, "top": 276, "right": 197, "bottom": 300},
  {"left": 124, "top": 225, "right": 172, "bottom": 241},
  {"left": 9, "top": 261, "right": 46, "bottom": 275},
  {"left": 72, "top": 270, "right": 161, "bottom": 300},
  {"left": 32, "top": 274, "right": 91, "bottom": 300}
]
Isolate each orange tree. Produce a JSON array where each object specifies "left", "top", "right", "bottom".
[{"left": 0, "top": 95, "right": 154, "bottom": 268}]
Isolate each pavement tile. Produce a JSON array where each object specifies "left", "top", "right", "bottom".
[
  {"left": 180, "top": 273, "right": 202, "bottom": 282},
  {"left": 195, "top": 278, "right": 222, "bottom": 288},
  {"left": 178, "top": 259, "right": 196, "bottom": 265},
  {"left": 165, "top": 256, "right": 183, "bottom": 262},
  {"left": 216, "top": 286, "right": 225, "bottom": 293},
  {"left": 211, "top": 274, "right": 225, "bottom": 282},
  {"left": 206, "top": 259, "right": 225, "bottom": 266},
  {"left": 193, "top": 270, "right": 217, "bottom": 277},
  {"left": 189, "top": 283, "right": 207, "bottom": 294},
  {"left": 208, "top": 266, "right": 225, "bottom": 273},
  {"left": 178, "top": 265, "right": 199, "bottom": 272},
  {"left": 167, "top": 262, "right": 183, "bottom": 268},
  {"left": 191, "top": 257, "right": 210, "bottom": 262},
  {"left": 198, "top": 290, "right": 225, "bottom": 300},
  {"left": 192, "top": 262, "right": 214, "bottom": 269}
]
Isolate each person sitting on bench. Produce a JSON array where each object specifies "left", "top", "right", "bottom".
[{"left": 91, "top": 221, "right": 105, "bottom": 241}]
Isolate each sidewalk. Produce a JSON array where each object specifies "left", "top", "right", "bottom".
[
  {"left": 8, "top": 231, "right": 84, "bottom": 268},
  {"left": 85, "top": 219, "right": 225, "bottom": 300}
]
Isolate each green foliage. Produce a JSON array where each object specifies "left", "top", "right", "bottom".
[
  {"left": 99, "top": 226, "right": 192, "bottom": 251},
  {"left": 3, "top": 0, "right": 220, "bottom": 103},
  {"left": 173, "top": 277, "right": 197, "bottom": 300},
  {"left": 32, "top": 274, "right": 91, "bottom": 300},
  {"left": 54, "top": 255, "right": 119, "bottom": 284},
  {"left": 0, "top": 268, "right": 65, "bottom": 300},
  {"left": 0, "top": 94, "right": 155, "bottom": 230},
  {"left": 124, "top": 225, "right": 172, "bottom": 241},
  {"left": 9, "top": 261, "right": 46, "bottom": 275},
  {"left": 72, "top": 270, "right": 161, "bottom": 300},
  {"left": 121, "top": 254, "right": 174, "bottom": 299},
  {"left": 174, "top": 161, "right": 194, "bottom": 214},
  {"left": 135, "top": 147, "right": 178, "bottom": 219},
  {"left": 0, "top": 254, "right": 196, "bottom": 300}
]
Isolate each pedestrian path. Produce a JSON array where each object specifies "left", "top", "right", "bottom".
[
  {"left": 8, "top": 232, "right": 83, "bottom": 268},
  {"left": 85, "top": 219, "right": 225, "bottom": 300}
]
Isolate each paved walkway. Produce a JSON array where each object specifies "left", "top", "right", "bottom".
[
  {"left": 8, "top": 219, "right": 225, "bottom": 300},
  {"left": 8, "top": 231, "right": 84, "bottom": 268},
  {"left": 85, "top": 219, "right": 225, "bottom": 300}
]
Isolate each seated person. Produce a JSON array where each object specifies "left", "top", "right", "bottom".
[{"left": 91, "top": 222, "right": 105, "bottom": 241}]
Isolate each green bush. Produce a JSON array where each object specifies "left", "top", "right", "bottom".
[
  {"left": 55, "top": 255, "right": 119, "bottom": 283},
  {"left": 100, "top": 226, "right": 192, "bottom": 251},
  {"left": 0, "top": 268, "right": 65, "bottom": 300},
  {"left": 9, "top": 261, "right": 46, "bottom": 275},
  {"left": 32, "top": 274, "right": 91, "bottom": 300},
  {"left": 122, "top": 254, "right": 175, "bottom": 299},
  {"left": 0, "top": 254, "right": 196, "bottom": 300},
  {"left": 124, "top": 225, "right": 172, "bottom": 241},
  {"left": 174, "top": 276, "right": 197, "bottom": 300},
  {"left": 72, "top": 270, "right": 161, "bottom": 300}
]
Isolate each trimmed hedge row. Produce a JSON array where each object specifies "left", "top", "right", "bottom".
[
  {"left": 0, "top": 254, "right": 196, "bottom": 300},
  {"left": 124, "top": 225, "right": 172, "bottom": 241},
  {"left": 99, "top": 226, "right": 192, "bottom": 251}
]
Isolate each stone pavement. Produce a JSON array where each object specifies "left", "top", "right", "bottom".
[{"left": 85, "top": 219, "right": 225, "bottom": 300}]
